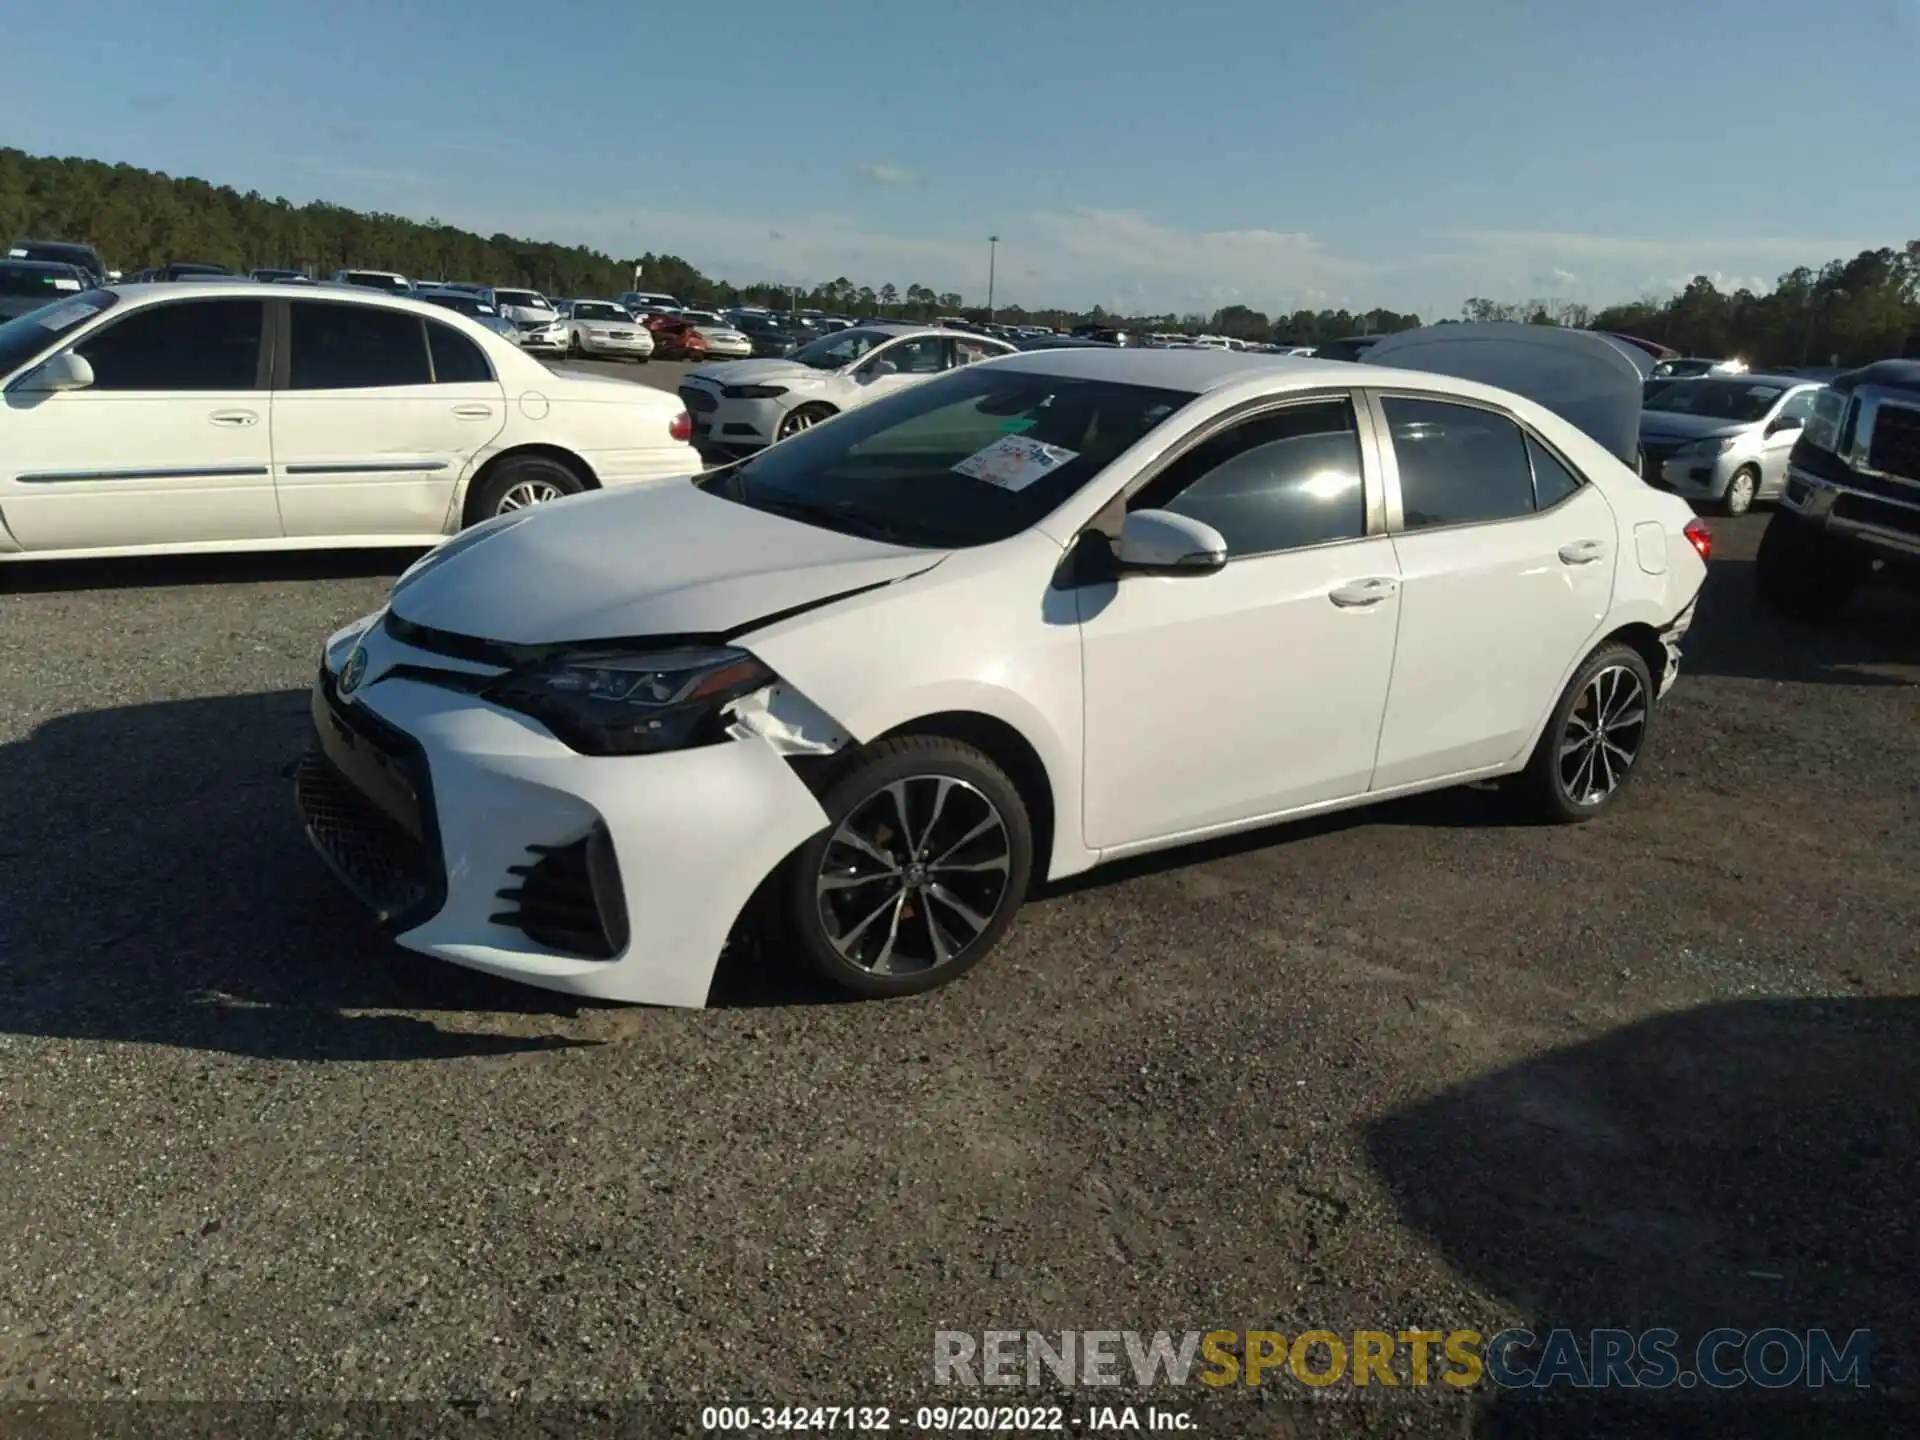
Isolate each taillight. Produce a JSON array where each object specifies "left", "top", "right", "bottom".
[
  {"left": 1684, "top": 517, "right": 1712, "bottom": 562},
  {"left": 669, "top": 410, "right": 693, "bottom": 443}
]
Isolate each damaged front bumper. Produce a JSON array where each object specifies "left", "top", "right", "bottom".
[{"left": 298, "top": 613, "right": 841, "bottom": 1007}]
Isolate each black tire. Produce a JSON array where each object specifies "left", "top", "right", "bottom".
[
  {"left": 1720, "top": 466, "right": 1759, "bottom": 517},
  {"left": 567, "top": 331, "right": 583, "bottom": 357},
  {"left": 784, "top": 736, "right": 1033, "bottom": 999},
  {"left": 1754, "top": 512, "right": 1868, "bottom": 621},
  {"left": 466, "top": 454, "right": 586, "bottom": 523},
  {"left": 1512, "top": 641, "right": 1656, "bottom": 825},
  {"left": 776, "top": 403, "right": 836, "bottom": 441}
]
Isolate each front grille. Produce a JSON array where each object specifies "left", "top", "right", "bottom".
[
  {"left": 295, "top": 749, "right": 431, "bottom": 919},
  {"left": 491, "top": 831, "right": 628, "bottom": 959},
  {"left": 1833, "top": 493, "right": 1920, "bottom": 539},
  {"left": 679, "top": 385, "right": 718, "bottom": 414},
  {"left": 1866, "top": 403, "right": 1920, "bottom": 483}
]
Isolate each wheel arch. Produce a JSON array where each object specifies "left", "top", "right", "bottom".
[{"left": 458, "top": 444, "right": 600, "bottom": 526}]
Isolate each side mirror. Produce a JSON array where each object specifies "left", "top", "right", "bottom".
[
  {"left": 18, "top": 350, "right": 94, "bottom": 393},
  {"left": 1767, "top": 415, "right": 1804, "bottom": 437},
  {"left": 1115, "top": 509, "right": 1227, "bottom": 575}
]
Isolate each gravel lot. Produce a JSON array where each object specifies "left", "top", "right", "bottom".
[{"left": 1, "top": 358, "right": 1915, "bottom": 1434}]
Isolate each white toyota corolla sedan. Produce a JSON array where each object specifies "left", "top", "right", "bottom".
[
  {"left": 678, "top": 323, "right": 1017, "bottom": 451},
  {"left": 0, "top": 282, "right": 696, "bottom": 561},
  {"left": 299, "top": 344, "right": 1708, "bottom": 1007}
]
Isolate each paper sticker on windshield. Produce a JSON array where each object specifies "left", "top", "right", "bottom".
[
  {"left": 953, "top": 434, "right": 1078, "bottom": 492},
  {"left": 1746, "top": 386, "right": 1781, "bottom": 399},
  {"left": 34, "top": 300, "right": 97, "bottom": 331},
  {"left": 6, "top": 248, "right": 25, "bottom": 258},
  {"left": 51, "top": 277, "right": 81, "bottom": 291}
]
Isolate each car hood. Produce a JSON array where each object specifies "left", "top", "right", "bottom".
[
  {"left": 684, "top": 358, "right": 832, "bottom": 388},
  {"left": 1639, "top": 412, "right": 1754, "bottom": 442},
  {"left": 388, "top": 479, "right": 944, "bottom": 645}
]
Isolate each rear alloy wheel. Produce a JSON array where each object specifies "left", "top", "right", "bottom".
[
  {"left": 787, "top": 737, "right": 1032, "bottom": 998},
  {"left": 1721, "top": 466, "right": 1758, "bottom": 517},
  {"left": 776, "top": 404, "right": 835, "bottom": 441},
  {"left": 1514, "top": 642, "right": 1654, "bottom": 824},
  {"left": 468, "top": 455, "right": 586, "bottom": 522}
]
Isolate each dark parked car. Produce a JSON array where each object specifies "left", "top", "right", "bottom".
[
  {"left": 7, "top": 238, "right": 108, "bottom": 285},
  {"left": 130, "top": 262, "right": 232, "bottom": 282},
  {"left": 727, "top": 312, "right": 803, "bottom": 357},
  {"left": 1314, "top": 335, "right": 1386, "bottom": 362},
  {"left": 0, "top": 259, "right": 92, "bottom": 319},
  {"left": 1756, "top": 359, "right": 1920, "bottom": 619}
]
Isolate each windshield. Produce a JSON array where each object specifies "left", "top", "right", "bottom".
[
  {"left": 683, "top": 311, "right": 723, "bottom": 325},
  {"left": 345, "top": 272, "right": 408, "bottom": 291},
  {"left": 1643, "top": 378, "right": 1783, "bottom": 422},
  {"left": 784, "top": 327, "right": 896, "bottom": 370},
  {"left": 696, "top": 366, "right": 1196, "bottom": 548},
  {"left": 571, "top": 302, "right": 625, "bottom": 321},
  {"left": 0, "top": 264, "right": 86, "bottom": 298},
  {"left": 421, "top": 292, "right": 494, "bottom": 316},
  {"left": 0, "top": 288, "right": 118, "bottom": 378},
  {"left": 495, "top": 289, "right": 548, "bottom": 309}
]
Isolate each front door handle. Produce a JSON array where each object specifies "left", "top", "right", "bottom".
[
  {"left": 208, "top": 409, "right": 259, "bottom": 427},
  {"left": 451, "top": 404, "right": 495, "bottom": 420},
  {"left": 1329, "top": 577, "right": 1398, "bottom": 608},
  {"left": 1558, "top": 539, "right": 1607, "bottom": 565}
]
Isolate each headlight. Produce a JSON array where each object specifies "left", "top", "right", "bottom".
[
  {"left": 483, "top": 647, "right": 774, "bottom": 756},
  {"left": 722, "top": 384, "right": 789, "bottom": 399},
  {"left": 1677, "top": 436, "right": 1739, "bottom": 457}
]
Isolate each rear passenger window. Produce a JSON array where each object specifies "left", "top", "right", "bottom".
[
  {"left": 1383, "top": 396, "right": 1535, "bottom": 529},
  {"left": 428, "top": 321, "right": 493, "bottom": 384},
  {"left": 1526, "top": 435, "right": 1582, "bottom": 508},
  {"left": 290, "top": 301, "right": 430, "bottom": 389},
  {"left": 1134, "top": 398, "right": 1366, "bottom": 556}
]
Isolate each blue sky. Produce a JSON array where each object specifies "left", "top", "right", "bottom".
[{"left": 4, "top": 0, "right": 1917, "bottom": 317}]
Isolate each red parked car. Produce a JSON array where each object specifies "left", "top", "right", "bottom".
[{"left": 646, "top": 315, "right": 709, "bottom": 361}]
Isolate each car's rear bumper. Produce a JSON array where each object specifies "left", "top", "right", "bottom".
[{"left": 295, "top": 624, "right": 829, "bottom": 1007}]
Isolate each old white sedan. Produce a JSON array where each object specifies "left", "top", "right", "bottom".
[
  {"left": 0, "top": 282, "right": 696, "bottom": 561},
  {"left": 678, "top": 323, "right": 1016, "bottom": 451},
  {"left": 299, "top": 341, "right": 1708, "bottom": 1008}
]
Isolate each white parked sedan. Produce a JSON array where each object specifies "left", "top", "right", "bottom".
[
  {"left": 0, "top": 283, "right": 697, "bottom": 561},
  {"left": 560, "top": 299, "right": 655, "bottom": 362},
  {"left": 298, "top": 343, "right": 1709, "bottom": 1008},
  {"left": 678, "top": 323, "right": 1016, "bottom": 450}
]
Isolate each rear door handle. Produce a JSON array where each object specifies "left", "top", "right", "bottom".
[
  {"left": 208, "top": 409, "right": 259, "bottom": 427},
  {"left": 1329, "top": 577, "right": 1398, "bottom": 608},
  {"left": 1558, "top": 539, "right": 1607, "bottom": 565},
  {"left": 452, "top": 404, "right": 495, "bottom": 419}
]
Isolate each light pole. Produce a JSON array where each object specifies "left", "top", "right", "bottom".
[{"left": 986, "top": 236, "right": 999, "bottom": 321}]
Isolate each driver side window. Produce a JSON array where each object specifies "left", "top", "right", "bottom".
[
  {"left": 862, "top": 337, "right": 946, "bottom": 377},
  {"left": 1130, "top": 398, "right": 1368, "bottom": 558}
]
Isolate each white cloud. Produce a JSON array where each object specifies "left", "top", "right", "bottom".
[
  {"left": 855, "top": 163, "right": 920, "bottom": 185},
  {"left": 444, "top": 198, "right": 1865, "bottom": 318}
]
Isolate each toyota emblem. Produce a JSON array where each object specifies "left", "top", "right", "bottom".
[{"left": 338, "top": 645, "right": 368, "bottom": 696}]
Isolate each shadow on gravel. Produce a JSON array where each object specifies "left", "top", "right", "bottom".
[
  {"left": 1682, "top": 547, "right": 1920, "bottom": 688},
  {"left": 1366, "top": 997, "right": 1917, "bottom": 1436},
  {"left": 0, "top": 547, "right": 426, "bottom": 595},
  {"left": 0, "top": 689, "right": 595, "bottom": 1061}
]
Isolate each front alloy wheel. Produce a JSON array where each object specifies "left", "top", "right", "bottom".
[
  {"left": 787, "top": 737, "right": 1032, "bottom": 997},
  {"left": 776, "top": 404, "right": 833, "bottom": 441}
]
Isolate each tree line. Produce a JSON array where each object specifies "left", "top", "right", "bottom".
[{"left": 4, "top": 148, "right": 1916, "bottom": 361}]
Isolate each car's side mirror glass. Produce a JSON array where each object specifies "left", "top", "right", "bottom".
[
  {"left": 1115, "top": 509, "right": 1228, "bottom": 575},
  {"left": 16, "top": 350, "right": 94, "bottom": 393}
]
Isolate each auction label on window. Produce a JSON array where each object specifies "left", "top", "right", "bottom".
[{"left": 953, "top": 435, "right": 1077, "bottom": 492}]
